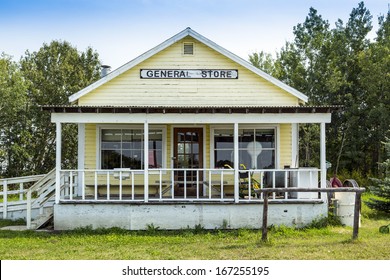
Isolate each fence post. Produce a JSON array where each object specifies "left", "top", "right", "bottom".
[
  {"left": 2, "top": 180, "right": 7, "bottom": 219},
  {"left": 352, "top": 191, "right": 362, "bottom": 240},
  {"left": 19, "top": 183, "right": 24, "bottom": 201},
  {"left": 262, "top": 190, "right": 269, "bottom": 242},
  {"left": 26, "top": 189, "right": 32, "bottom": 229}
]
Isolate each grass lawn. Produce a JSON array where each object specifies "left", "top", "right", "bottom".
[{"left": 0, "top": 194, "right": 389, "bottom": 260}]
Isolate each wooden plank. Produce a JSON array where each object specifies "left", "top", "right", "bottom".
[
  {"left": 353, "top": 192, "right": 362, "bottom": 240},
  {"left": 256, "top": 187, "right": 365, "bottom": 240},
  {"left": 262, "top": 191, "right": 269, "bottom": 242}
]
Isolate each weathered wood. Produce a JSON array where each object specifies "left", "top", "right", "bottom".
[
  {"left": 256, "top": 187, "right": 365, "bottom": 241},
  {"left": 353, "top": 192, "right": 362, "bottom": 240},
  {"left": 262, "top": 191, "right": 269, "bottom": 242},
  {"left": 256, "top": 187, "right": 365, "bottom": 193}
]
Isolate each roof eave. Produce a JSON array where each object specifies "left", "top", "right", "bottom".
[
  {"left": 69, "top": 28, "right": 308, "bottom": 103},
  {"left": 69, "top": 28, "right": 193, "bottom": 103}
]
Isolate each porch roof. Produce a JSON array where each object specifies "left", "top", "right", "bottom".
[{"left": 41, "top": 105, "right": 342, "bottom": 114}]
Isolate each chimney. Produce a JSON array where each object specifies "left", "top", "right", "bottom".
[{"left": 101, "top": 65, "right": 111, "bottom": 77}]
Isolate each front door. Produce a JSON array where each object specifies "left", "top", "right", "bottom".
[{"left": 173, "top": 128, "right": 203, "bottom": 197}]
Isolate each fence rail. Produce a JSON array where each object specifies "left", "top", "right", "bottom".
[
  {"left": 0, "top": 175, "right": 45, "bottom": 219},
  {"left": 256, "top": 186, "right": 365, "bottom": 241}
]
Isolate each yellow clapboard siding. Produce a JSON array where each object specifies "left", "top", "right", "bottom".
[
  {"left": 79, "top": 38, "right": 299, "bottom": 106},
  {"left": 205, "top": 125, "right": 210, "bottom": 169},
  {"left": 85, "top": 124, "right": 96, "bottom": 169},
  {"left": 279, "top": 124, "right": 292, "bottom": 168}
]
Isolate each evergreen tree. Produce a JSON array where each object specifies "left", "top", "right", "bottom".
[{"left": 366, "top": 135, "right": 390, "bottom": 213}]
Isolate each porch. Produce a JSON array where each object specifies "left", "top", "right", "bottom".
[
  {"left": 58, "top": 167, "right": 323, "bottom": 203},
  {"left": 55, "top": 168, "right": 328, "bottom": 230},
  {"left": 43, "top": 105, "right": 336, "bottom": 230},
  {"left": 46, "top": 105, "right": 335, "bottom": 204}
]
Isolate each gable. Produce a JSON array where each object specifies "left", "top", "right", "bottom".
[{"left": 73, "top": 29, "right": 307, "bottom": 106}]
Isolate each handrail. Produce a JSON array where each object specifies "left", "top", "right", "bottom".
[
  {"left": 0, "top": 175, "right": 45, "bottom": 186},
  {"left": 26, "top": 169, "right": 57, "bottom": 229},
  {"left": 59, "top": 168, "right": 322, "bottom": 203},
  {"left": 27, "top": 169, "right": 56, "bottom": 193}
]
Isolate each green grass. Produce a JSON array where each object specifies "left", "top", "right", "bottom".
[{"left": 0, "top": 193, "right": 389, "bottom": 260}]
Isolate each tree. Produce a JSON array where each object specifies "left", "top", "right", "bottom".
[
  {"left": 366, "top": 135, "right": 390, "bottom": 213},
  {"left": 14, "top": 41, "right": 101, "bottom": 175},
  {"left": 248, "top": 51, "right": 275, "bottom": 75},
  {"left": 0, "top": 53, "right": 28, "bottom": 176},
  {"left": 357, "top": 11, "right": 390, "bottom": 172},
  {"left": 249, "top": 2, "right": 389, "bottom": 176}
]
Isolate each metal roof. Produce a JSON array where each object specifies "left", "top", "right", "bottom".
[{"left": 41, "top": 105, "right": 342, "bottom": 114}]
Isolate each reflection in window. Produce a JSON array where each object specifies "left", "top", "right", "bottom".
[
  {"left": 214, "top": 128, "right": 275, "bottom": 169},
  {"left": 101, "top": 129, "right": 163, "bottom": 169}
]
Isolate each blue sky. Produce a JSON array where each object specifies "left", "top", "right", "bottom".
[{"left": 0, "top": 0, "right": 387, "bottom": 69}]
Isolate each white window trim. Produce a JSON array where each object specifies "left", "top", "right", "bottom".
[
  {"left": 96, "top": 124, "right": 167, "bottom": 170},
  {"left": 210, "top": 124, "right": 280, "bottom": 169}
]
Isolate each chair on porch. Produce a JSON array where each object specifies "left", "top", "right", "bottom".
[{"left": 223, "top": 163, "right": 260, "bottom": 199}]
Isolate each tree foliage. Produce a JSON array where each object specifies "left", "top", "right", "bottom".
[
  {"left": 0, "top": 54, "right": 28, "bottom": 175},
  {"left": 249, "top": 2, "right": 390, "bottom": 176},
  {"left": 0, "top": 41, "right": 101, "bottom": 177},
  {"left": 366, "top": 135, "right": 390, "bottom": 213}
]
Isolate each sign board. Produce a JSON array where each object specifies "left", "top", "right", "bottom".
[{"left": 140, "top": 69, "right": 238, "bottom": 79}]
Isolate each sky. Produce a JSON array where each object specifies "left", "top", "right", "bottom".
[{"left": 0, "top": 0, "right": 388, "bottom": 70}]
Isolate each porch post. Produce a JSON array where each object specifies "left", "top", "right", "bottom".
[
  {"left": 77, "top": 123, "right": 85, "bottom": 197},
  {"left": 320, "top": 122, "right": 326, "bottom": 191},
  {"left": 55, "top": 122, "right": 62, "bottom": 204},
  {"left": 144, "top": 121, "right": 149, "bottom": 202},
  {"left": 234, "top": 122, "right": 239, "bottom": 203},
  {"left": 291, "top": 123, "right": 299, "bottom": 167}
]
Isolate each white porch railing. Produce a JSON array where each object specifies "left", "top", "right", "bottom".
[{"left": 59, "top": 168, "right": 322, "bottom": 203}]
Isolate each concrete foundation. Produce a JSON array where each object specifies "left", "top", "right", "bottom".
[{"left": 54, "top": 201, "right": 327, "bottom": 230}]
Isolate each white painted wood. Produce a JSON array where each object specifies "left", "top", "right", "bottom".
[
  {"left": 77, "top": 123, "right": 85, "bottom": 197},
  {"left": 69, "top": 171, "right": 73, "bottom": 200},
  {"left": 2, "top": 180, "right": 7, "bottom": 219},
  {"left": 144, "top": 121, "right": 149, "bottom": 202},
  {"left": 26, "top": 189, "right": 31, "bottom": 229},
  {"left": 234, "top": 123, "right": 239, "bottom": 203},
  {"left": 19, "top": 183, "right": 23, "bottom": 201},
  {"left": 52, "top": 112, "right": 332, "bottom": 124},
  {"left": 292, "top": 123, "right": 299, "bottom": 167},
  {"left": 320, "top": 122, "right": 327, "bottom": 199},
  {"left": 55, "top": 122, "right": 62, "bottom": 204}
]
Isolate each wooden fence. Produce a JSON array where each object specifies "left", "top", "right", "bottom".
[{"left": 256, "top": 186, "right": 365, "bottom": 241}]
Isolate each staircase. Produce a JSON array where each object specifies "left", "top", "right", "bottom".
[
  {"left": 26, "top": 169, "right": 57, "bottom": 229},
  {"left": 0, "top": 169, "right": 59, "bottom": 230}
]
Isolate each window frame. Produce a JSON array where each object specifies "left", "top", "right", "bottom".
[
  {"left": 210, "top": 125, "right": 279, "bottom": 169},
  {"left": 182, "top": 42, "right": 195, "bottom": 56},
  {"left": 96, "top": 125, "right": 166, "bottom": 170}
]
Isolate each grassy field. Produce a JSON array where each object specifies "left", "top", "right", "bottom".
[{"left": 0, "top": 194, "right": 389, "bottom": 260}]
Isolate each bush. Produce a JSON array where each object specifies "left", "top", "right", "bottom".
[{"left": 304, "top": 214, "right": 343, "bottom": 229}]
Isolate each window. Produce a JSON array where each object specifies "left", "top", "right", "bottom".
[
  {"left": 214, "top": 129, "right": 234, "bottom": 168},
  {"left": 213, "top": 128, "right": 275, "bottom": 169},
  {"left": 101, "top": 128, "right": 163, "bottom": 169},
  {"left": 183, "top": 42, "right": 194, "bottom": 55}
]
